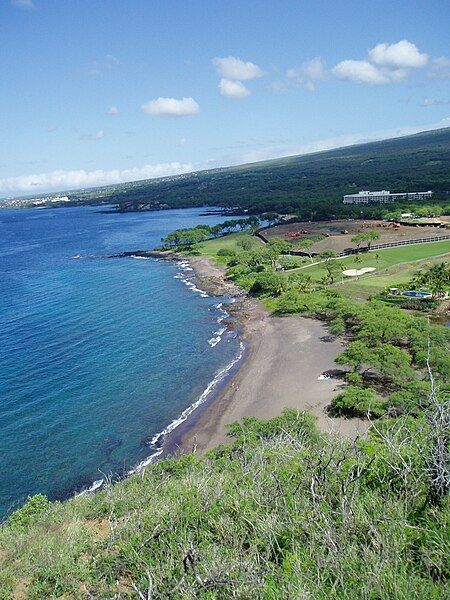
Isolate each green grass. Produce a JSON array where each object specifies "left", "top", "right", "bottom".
[
  {"left": 293, "top": 240, "right": 450, "bottom": 282},
  {"left": 0, "top": 411, "right": 447, "bottom": 599},
  {"left": 194, "top": 232, "right": 258, "bottom": 264}
]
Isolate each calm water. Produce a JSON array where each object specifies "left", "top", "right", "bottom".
[{"left": 0, "top": 206, "right": 241, "bottom": 518}]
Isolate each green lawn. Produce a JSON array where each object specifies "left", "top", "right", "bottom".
[
  {"left": 195, "top": 232, "right": 258, "bottom": 264},
  {"left": 293, "top": 240, "right": 450, "bottom": 282}
]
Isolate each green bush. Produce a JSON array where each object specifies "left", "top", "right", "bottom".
[
  {"left": 249, "top": 271, "right": 286, "bottom": 297},
  {"left": 329, "top": 386, "right": 388, "bottom": 418},
  {"left": 329, "top": 317, "right": 345, "bottom": 335},
  {"left": 7, "top": 494, "right": 51, "bottom": 531},
  {"left": 346, "top": 370, "right": 363, "bottom": 384},
  {"left": 216, "top": 248, "right": 236, "bottom": 257}
]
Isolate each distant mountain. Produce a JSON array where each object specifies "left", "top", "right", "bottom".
[{"left": 10, "top": 127, "right": 450, "bottom": 216}]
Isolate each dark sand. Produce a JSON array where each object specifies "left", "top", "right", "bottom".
[{"left": 180, "top": 256, "right": 368, "bottom": 453}]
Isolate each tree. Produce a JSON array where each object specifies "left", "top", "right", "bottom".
[
  {"left": 319, "top": 251, "right": 342, "bottom": 284},
  {"left": 261, "top": 212, "right": 279, "bottom": 226},
  {"left": 300, "top": 238, "right": 315, "bottom": 262},
  {"left": 288, "top": 273, "right": 314, "bottom": 293},
  {"left": 329, "top": 386, "right": 386, "bottom": 418},
  {"left": 355, "top": 306, "right": 409, "bottom": 346},
  {"left": 412, "top": 262, "right": 450, "bottom": 298},
  {"left": 351, "top": 233, "right": 366, "bottom": 253},
  {"left": 237, "top": 237, "right": 254, "bottom": 252},
  {"left": 250, "top": 271, "right": 286, "bottom": 297},
  {"left": 366, "top": 230, "right": 380, "bottom": 250},
  {"left": 336, "top": 340, "right": 371, "bottom": 373},
  {"left": 371, "top": 344, "right": 414, "bottom": 385}
]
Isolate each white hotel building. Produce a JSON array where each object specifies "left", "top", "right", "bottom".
[{"left": 343, "top": 190, "right": 433, "bottom": 205}]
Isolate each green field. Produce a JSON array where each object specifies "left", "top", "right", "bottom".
[
  {"left": 194, "top": 235, "right": 449, "bottom": 293},
  {"left": 294, "top": 240, "right": 450, "bottom": 282},
  {"left": 195, "top": 232, "right": 260, "bottom": 264}
]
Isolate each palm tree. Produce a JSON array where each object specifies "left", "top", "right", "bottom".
[{"left": 412, "top": 262, "right": 450, "bottom": 298}]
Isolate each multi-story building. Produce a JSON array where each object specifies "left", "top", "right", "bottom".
[{"left": 343, "top": 190, "right": 433, "bottom": 205}]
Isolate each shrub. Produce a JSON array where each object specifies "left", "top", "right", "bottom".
[
  {"left": 7, "top": 494, "right": 51, "bottom": 531},
  {"left": 330, "top": 317, "right": 345, "bottom": 335},
  {"left": 329, "top": 386, "right": 387, "bottom": 418},
  {"left": 346, "top": 371, "right": 363, "bottom": 384},
  {"left": 276, "top": 290, "right": 325, "bottom": 315},
  {"left": 216, "top": 248, "right": 236, "bottom": 257},
  {"left": 250, "top": 271, "right": 286, "bottom": 297}
]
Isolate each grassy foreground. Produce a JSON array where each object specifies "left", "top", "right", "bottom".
[{"left": 1, "top": 410, "right": 448, "bottom": 599}]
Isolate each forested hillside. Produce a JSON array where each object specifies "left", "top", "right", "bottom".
[{"left": 67, "top": 127, "right": 450, "bottom": 217}]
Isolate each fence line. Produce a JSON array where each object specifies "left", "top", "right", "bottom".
[{"left": 282, "top": 234, "right": 450, "bottom": 257}]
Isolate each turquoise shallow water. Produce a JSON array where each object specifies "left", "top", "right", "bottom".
[{"left": 0, "top": 206, "right": 241, "bottom": 518}]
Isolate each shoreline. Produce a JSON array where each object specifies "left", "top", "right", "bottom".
[
  {"left": 170, "top": 254, "right": 368, "bottom": 455},
  {"left": 79, "top": 251, "right": 368, "bottom": 498}
]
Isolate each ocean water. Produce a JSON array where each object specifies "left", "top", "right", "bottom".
[{"left": 0, "top": 206, "right": 242, "bottom": 518}]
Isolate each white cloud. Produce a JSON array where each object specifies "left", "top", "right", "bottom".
[
  {"left": 219, "top": 78, "right": 251, "bottom": 98},
  {"left": 80, "top": 130, "right": 104, "bottom": 141},
  {"left": 332, "top": 40, "right": 428, "bottom": 86},
  {"left": 332, "top": 60, "right": 389, "bottom": 84},
  {"left": 369, "top": 40, "right": 428, "bottom": 68},
  {"left": 286, "top": 57, "right": 326, "bottom": 91},
  {"left": 212, "top": 56, "right": 264, "bottom": 80},
  {"left": 11, "top": 0, "right": 35, "bottom": 8},
  {"left": 141, "top": 97, "right": 200, "bottom": 117},
  {"left": 107, "top": 106, "right": 119, "bottom": 115},
  {"left": 428, "top": 56, "right": 450, "bottom": 78},
  {"left": 421, "top": 98, "right": 450, "bottom": 106},
  {"left": 0, "top": 162, "right": 194, "bottom": 194},
  {"left": 301, "top": 57, "right": 326, "bottom": 81}
]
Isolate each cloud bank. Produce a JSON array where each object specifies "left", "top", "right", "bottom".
[
  {"left": 141, "top": 97, "right": 200, "bottom": 116},
  {"left": 0, "top": 162, "right": 194, "bottom": 194}
]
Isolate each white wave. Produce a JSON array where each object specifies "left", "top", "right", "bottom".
[
  {"left": 173, "top": 260, "right": 211, "bottom": 297},
  {"left": 208, "top": 327, "right": 227, "bottom": 347},
  {"left": 76, "top": 478, "right": 105, "bottom": 497},
  {"left": 130, "top": 340, "right": 245, "bottom": 474},
  {"left": 130, "top": 255, "right": 151, "bottom": 260}
]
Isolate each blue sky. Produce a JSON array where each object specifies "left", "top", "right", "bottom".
[{"left": 1, "top": 0, "right": 449, "bottom": 196}]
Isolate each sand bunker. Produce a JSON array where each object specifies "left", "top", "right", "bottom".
[{"left": 342, "top": 267, "right": 376, "bottom": 277}]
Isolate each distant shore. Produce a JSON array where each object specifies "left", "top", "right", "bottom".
[{"left": 175, "top": 255, "right": 368, "bottom": 454}]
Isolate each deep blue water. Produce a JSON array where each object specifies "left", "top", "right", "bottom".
[{"left": 0, "top": 206, "right": 241, "bottom": 518}]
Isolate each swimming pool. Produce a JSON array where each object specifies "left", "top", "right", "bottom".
[{"left": 401, "top": 290, "right": 432, "bottom": 298}]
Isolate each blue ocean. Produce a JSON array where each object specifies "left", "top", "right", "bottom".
[{"left": 0, "top": 206, "right": 242, "bottom": 519}]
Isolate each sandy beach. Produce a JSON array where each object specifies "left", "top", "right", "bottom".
[{"left": 179, "top": 256, "right": 368, "bottom": 453}]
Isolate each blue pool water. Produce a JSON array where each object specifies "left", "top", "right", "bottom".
[
  {"left": 401, "top": 290, "right": 432, "bottom": 298},
  {"left": 0, "top": 206, "right": 241, "bottom": 518}
]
